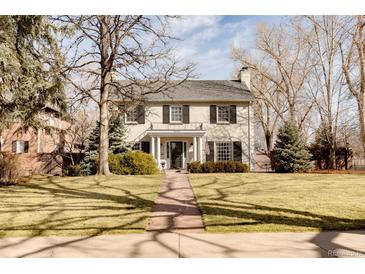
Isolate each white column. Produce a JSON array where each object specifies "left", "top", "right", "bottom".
[
  {"left": 198, "top": 137, "right": 203, "bottom": 162},
  {"left": 156, "top": 137, "right": 161, "bottom": 168},
  {"left": 193, "top": 137, "right": 197, "bottom": 161},
  {"left": 151, "top": 137, "right": 155, "bottom": 159}
]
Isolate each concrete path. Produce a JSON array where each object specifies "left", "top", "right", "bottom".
[
  {"left": 147, "top": 170, "right": 204, "bottom": 232},
  {"left": 1, "top": 231, "right": 364, "bottom": 258}
]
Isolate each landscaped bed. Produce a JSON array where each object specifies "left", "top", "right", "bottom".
[
  {"left": 0, "top": 175, "right": 162, "bottom": 237},
  {"left": 188, "top": 173, "right": 365, "bottom": 232}
]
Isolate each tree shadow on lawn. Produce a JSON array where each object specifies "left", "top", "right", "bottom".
[
  {"left": 0, "top": 176, "right": 160, "bottom": 256},
  {"left": 191, "top": 174, "right": 365, "bottom": 232},
  {"left": 199, "top": 201, "right": 365, "bottom": 231},
  {"left": 190, "top": 175, "right": 365, "bottom": 256}
]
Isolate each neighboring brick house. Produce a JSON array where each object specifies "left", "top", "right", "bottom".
[
  {"left": 113, "top": 67, "right": 255, "bottom": 170},
  {"left": 0, "top": 106, "right": 72, "bottom": 175}
]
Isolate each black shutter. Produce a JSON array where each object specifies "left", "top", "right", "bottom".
[
  {"left": 233, "top": 141, "right": 242, "bottom": 162},
  {"left": 137, "top": 105, "right": 145, "bottom": 124},
  {"left": 24, "top": 141, "right": 29, "bottom": 153},
  {"left": 12, "top": 141, "right": 17, "bottom": 153},
  {"left": 120, "top": 105, "right": 125, "bottom": 122},
  {"left": 230, "top": 105, "right": 237, "bottom": 124},
  {"left": 206, "top": 141, "right": 215, "bottom": 162},
  {"left": 183, "top": 105, "right": 189, "bottom": 124},
  {"left": 141, "top": 141, "right": 150, "bottom": 153},
  {"left": 163, "top": 105, "right": 169, "bottom": 124},
  {"left": 210, "top": 105, "right": 217, "bottom": 124}
]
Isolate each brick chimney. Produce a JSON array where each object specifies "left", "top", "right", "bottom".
[{"left": 240, "top": 66, "right": 250, "bottom": 89}]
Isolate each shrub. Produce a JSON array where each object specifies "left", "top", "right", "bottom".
[
  {"left": 202, "top": 161, "right": 215, "bottom": 173},
  {"left": 0, "top": 152, "right": 23, "bottom": 186},
  {"left": 224, "top": 161, "right": 237, "bottom": 172},
  {"left": 109, "top": 151, "right": 158, "bottom": 175},
  {"left": 187, "top": 161, "right": 249, "bottom": 173},
  {"left": 187, "top": 161, "right": 202, "bottom": 173},
  {"left": 63, "top": 164, "right": 83, "bottom": 176},
  {"left": 108, "top": 153, "right": 128, "bottom": 175}
]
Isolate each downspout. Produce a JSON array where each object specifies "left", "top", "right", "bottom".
[{"left": 248, "top": 101, "right": 251, "bottom": 170}]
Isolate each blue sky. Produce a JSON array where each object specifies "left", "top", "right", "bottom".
[{"left": 169, "top": 16, "right": 283, "bottom": 79}]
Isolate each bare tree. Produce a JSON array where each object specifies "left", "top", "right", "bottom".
[
  {"left": 302, "top": 16, "right": 348, "bottom": 169},
  {"left": 339, "top": 15, "right": 365, "bottom": 158},
  {"left": 57, "top": 16, "right": 194, "bottom": 175},
  {"left": 232, "top": 19, "right": 315, "bottom": 131},
  {"left": 60, "top": 109, "right": 94, "bottom": 165},
  {"left": 231, "top": 64, "right": 285, "bottom": 162}
]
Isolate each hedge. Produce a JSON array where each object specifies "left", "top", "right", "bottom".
[{"left": 187, "top": 161, "right": 249, "bottom": 173}]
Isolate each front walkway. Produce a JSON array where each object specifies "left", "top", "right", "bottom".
[
  {"left": 146, "top": 170, "right": 204, "bottom": 232},
  {"left": 1, "top": 231, "right": 364, "bottom": 258}
]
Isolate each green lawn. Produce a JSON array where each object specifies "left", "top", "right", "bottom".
[
  {"left": 0, "top": 175, "right": 162, "bottom": 237},
  {"left": 188, "top": 173, "right": 365, "bottom": 233}
]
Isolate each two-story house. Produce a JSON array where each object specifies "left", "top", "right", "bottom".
[{"left": 117, "top": 67, "right": 255, "bottom": 170}]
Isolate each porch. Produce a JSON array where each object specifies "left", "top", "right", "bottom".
[{"left": 147, "top": 127, "right": 206, "bottom": 169}]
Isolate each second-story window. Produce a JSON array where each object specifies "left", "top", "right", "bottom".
[
  {"left": 126, "top": 107, "right": 138, "bottom": 123},
  {"left": 170, "top": 105, "right": 183, "bottom": 123},
  {"left": 217, "top": 105, "right": 230, "bottom": 123}
]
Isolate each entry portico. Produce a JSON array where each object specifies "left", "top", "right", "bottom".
[{"left": 148, "top": 128, "right": 206, "bottom": 169}]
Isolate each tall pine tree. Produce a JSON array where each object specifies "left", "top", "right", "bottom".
[
  {"left": 0, "top": 16, "right": 66, "bottom": 129},
  {"left": 272, "top": 120, "right": 312, "bottom": 173}
]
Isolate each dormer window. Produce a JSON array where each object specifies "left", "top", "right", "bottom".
[
  {"left": 217, "top": 105, "right": 230, "bottom": 123},
  {"left": 126, "top": 107, "right": 138, "bottom": 123},
  {"left": 170, "top": 105, "right": 183, "bottom": 123}
]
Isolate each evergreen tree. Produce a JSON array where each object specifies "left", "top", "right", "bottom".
[
  {"left": 80, "top": 123, "right": 100, "bottom": 175},
  {"left": 109, "top": 117, "right": 128, "bottom": 154},
  {"left": 80, "top": 117, "right": 127, "bottom": 175},
  {"left": 272, "top": 120, "right": 312, "bottom": 173},
  {"left": 0, "top": 16, "right": 66, "bottom": 129}
]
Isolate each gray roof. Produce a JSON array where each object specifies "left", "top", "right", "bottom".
[{"left": 111, "top": 80, "right": 254, "bottom": 102}]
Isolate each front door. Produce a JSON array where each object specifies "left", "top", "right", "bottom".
[{"left": 170, "top": 141, "right": 183, "bottom": 169}]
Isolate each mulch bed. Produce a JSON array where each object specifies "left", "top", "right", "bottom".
[
  {"left": 0, "top": 181, "right": 17, "bottom": 187},
  {"left": 312, "top": 169, "right": 365, "bottom": 174}
]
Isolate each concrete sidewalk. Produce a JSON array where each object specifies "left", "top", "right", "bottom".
[
  {"left": 1, "top": 230, "right": 364, "bottom": 258},
  {"left": 147, "top": 170, "right": 204, "bottom": 232}
]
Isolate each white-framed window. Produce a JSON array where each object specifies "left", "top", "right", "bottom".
[
  {"left": 126, "top": 107, "right": 138, "bottom": 123},
  {"left": 217, "top": 105, "right": 230, "bottom": 123},
  {"left": 12, "top": 140, "right": 29, "bottom": 154},
  {"left": 132, "top": 142, "right": 141, "bottom": 151},
  {"left": 170, "top": 105, "right": 183, "bottom": 123},
  {"left": 216, "top": 142, "right": 232, "bottom": 161}
]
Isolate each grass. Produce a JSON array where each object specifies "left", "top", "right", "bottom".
[
  {"left": 188, "top": 173, "right": 365, "bottom": 233},
  {"left": 0, "top": 174, "right": 162, "bottom": 237}
]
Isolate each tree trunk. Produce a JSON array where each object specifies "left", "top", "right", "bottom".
[
  {"left": 98, "top": 16, "right": 111, "bottom": 176},
  {"left": 359, "top": 100, "right": 365, "bottom": 159},
  {"left": 329, "top": 148, "right": 336, "bottom": 169},
  {"left": 265, "top": 130, "right": 273, "bottom": 153},
  {"left": 98, "top": 97, "right": 110, "bottom": 175},
  {"left": 264, "top": 130, "right": 275, "bottom": 169}
]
